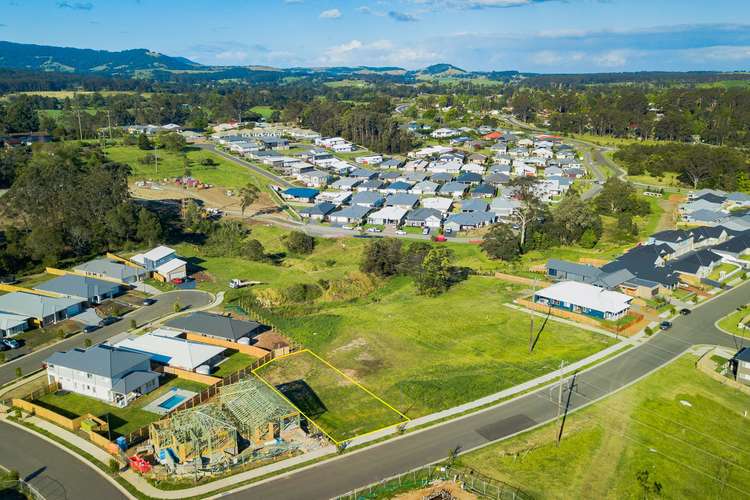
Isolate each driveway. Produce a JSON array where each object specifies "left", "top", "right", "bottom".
[{"left": 0, "top": 289, "right": 213, "bottom": 386}]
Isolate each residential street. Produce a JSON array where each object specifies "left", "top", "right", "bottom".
[
  {"left": 0, "top": 289, "right": 212, "bottom": 387},
  {"left": 0, "top": 420, "right": 128, "bottom": 500}
]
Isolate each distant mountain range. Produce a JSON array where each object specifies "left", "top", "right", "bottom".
[{"left": 0, "top": 40, "right": 522, "bottom": 82}]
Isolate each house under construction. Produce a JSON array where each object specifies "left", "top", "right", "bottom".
[{"left": 148, "top": 376, "right": 301, "bottom": 467}]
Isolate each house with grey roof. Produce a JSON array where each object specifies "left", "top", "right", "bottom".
[
  {"left": 356, "top": 179, "right": 385, "bottom": 192},
  {"left": 404, "top": 208, "right": 443, "bottom": 228},
  {"left": 299, "top": 202, "right": 337, "bottom": 221},
  {"left": 490, "top": 197, "right": 521, "bottom": 219},
  {"left": 461, "top": 199, "right": 489, "bottom": 213},
  {"left": 726, "top": 192, "right": 750, "bottom": 208},
  {"left": 46, "top": 345, "right": 159, "bottom": 407},
  {"left": 444, "top": 212, "right": 495, "bottom": 232},
  {"left": 439, "top": 182, "right": 468, "bottom": 199},
  {"left": 74, "top": 258, "right": 146, "bottom": 284},
  {"left": 0, "top": 312, "right": 30, "bottom": 338},
  {"left": 411, "top": 180, "right": 439, "bottom": 196},
  {"left": 350, "top": 191, "right": 384, "bottom": 208},
  {"left": 330, "top": 177, "right": 361, "bottom": 191},
  {"left": 545, "top": 259, "right": 634, "bottom": 291},
  {"left": 385, "top": 193, "right": 419, "bottom": 209},
  {"left": 329, "top": 205, "right": 372, "bottom": 225},
  {"left": 165, "top": 311, "right": 264, "bottom": 344},
  {"left": 683, "top": 209, "right": 726, "bottom": 226},
  {"left": 0, "top": 292, "right": 84, "bottom": 327},
  {"left": 35, "top": 275, "right": 122, "bottom": 305}
]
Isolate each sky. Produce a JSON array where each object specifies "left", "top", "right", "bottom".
[{"left": 1, "top": 0, "right": 750, "bottom": 72}]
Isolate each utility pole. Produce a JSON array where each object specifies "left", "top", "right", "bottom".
[
  {"left": 106, "top": 109, "right": 113, "bottom": 140},
  {"left": 528, "top": 315, "right": 534, "bottom": 353},
  {"left": 556, "top": 360, "right": 566, "bottom": 447}
]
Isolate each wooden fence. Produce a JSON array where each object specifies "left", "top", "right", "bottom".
[
  {"left": 162, "top": 366, "right": 222, "bottom": 385},
  {"left": 184, "top": 332, "right": 270, "bottom": 358}
]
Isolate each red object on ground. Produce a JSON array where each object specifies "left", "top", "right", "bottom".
[
  {"left": 171, "top": 278, "right": 184, "bottom": 284},
  {"left": 129, "top": 455, "right": 152, "bottom": 473},
  {"left": 434, "top": 235, "right": 447, "bottom": 242}
]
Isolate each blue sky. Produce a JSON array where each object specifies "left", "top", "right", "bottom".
[{"left": 2, "top": 0, "right": 750, "bottom": 72}]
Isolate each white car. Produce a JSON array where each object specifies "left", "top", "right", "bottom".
[
  {"left": 367, "top": 227, "right": 382, "bottom": 233},
  {"left": 395, "top": 230, "right": 406, "bottom": 235},
  {"left": 342, "top": 225, "right": 353, "bottom": 230}
]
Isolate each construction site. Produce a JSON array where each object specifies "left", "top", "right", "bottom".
[{"left": 144, "top": 375, "right": 325, "bottom": 476}]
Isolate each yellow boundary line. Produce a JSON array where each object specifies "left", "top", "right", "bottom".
[{"left": 253, "top": 349, "right": 409, "bottom": 444}]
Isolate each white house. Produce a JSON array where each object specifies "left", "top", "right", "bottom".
[
  {"left": 46, "top": 345, "right": 160, "bottom": 407},
  {"left": 355, "top": 155, "right": 383, "bottom": 165},
  {"left": 533, "top": 281, "right": 632, "bottom": 320},
  {"left": 422, "top": 197, "right": 454, "bottom": 214},
  {"left": 115, "top": 328, "right": 226, "bottom": 372},
  {"left": 368, "top": 207, "right": 408, "bottom": 226},
  {"left": 431, "top": 128, "right": 460, "bottom": 139}
]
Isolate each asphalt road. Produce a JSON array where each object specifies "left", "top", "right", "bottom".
[
  {"left": 0, "top": 290, "right": 212, "bottom": 386},
  {"left": 196, "top": 143, "right": 294, "bottom": 189},
  {"left": 0, "top": 420, "right": 128, "bottom": 500},
  {"left": 222, "top": 282, "right": 750, "bottom": 500}
]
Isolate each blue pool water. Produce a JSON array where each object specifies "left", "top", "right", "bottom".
[{"left": 158, "top": 394, "right": 186, "bottom": 410}]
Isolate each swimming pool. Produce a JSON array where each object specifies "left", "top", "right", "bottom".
[{"left": 158, "top": 394, "right": 186, "bottom": 410}]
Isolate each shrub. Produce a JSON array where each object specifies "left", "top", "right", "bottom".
[
  {"left": 284, "top": 231, "right": 315, "bottom": 255},
  {"left": 130, "top": 319, "right": 137, "bottom": 330},
  {"left": 15, "top": 367, "right": 22, "bottom": 378},
  {"left": 283, "top": 283, "right": 322, "bottom": 303},
  {"left": 84, "top": 338, "right": 92, "bottom": 347},
  {"left": 644, "top": 326, "right": 653, "bottom": 336},
  {"left": 255, "top": 288, "right": 286, "bottom": 308}
]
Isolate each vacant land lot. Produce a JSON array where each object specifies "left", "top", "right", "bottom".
[
  {"left": 35, "top": 377, "right": 206, "bottom": 437},
  {"left": 212, "top": 350, "right": 256, "bottom": 378},
  {"left": 263, "top": 276, "right": 616, "bottom": 417},
  {"left": 255, "top": 350, "right": 407, "bottom": 442},
  {"left": 459, "top": 355, "right": 750, "bottom": 499},
  {"left": 106, "top": 145, "right": 271, "bottom": 191}
]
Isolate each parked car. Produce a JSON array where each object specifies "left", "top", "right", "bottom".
[
  {"left": 0, "top": 343, "right": 9, "bottom": 352},
  {"left": 142, "top": 298, "right": 156, "bottom": 306},
  {"left": 367, "top": 227, "right": 382, "bottom": 233},
  {"left": 422, "top": 227, "right": 430, "bottom": 235},
  {"left": 99, "top": 316, "right": 119, "bottom": 326},
  {"left": 679, "top": 308, "right": 691, "bottom": 315},
  {"left": 83, "top": 325, "right": 100, "bottom": 334},
  {"left": 659, "top": 321, "right": 672, "bottom": 331},
  {"left": 342, "top": 225, "right": 353, "bottom": 230},
  {"left": 2, "top": 338, "right": 20, "bottom": 349}
]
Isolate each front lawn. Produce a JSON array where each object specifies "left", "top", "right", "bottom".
[
  {"left": 709, "top": 263, "right": 740, "bottom": 282},
  {"left": 458, "top": 355, "right": 750, "bottom": 499},
  {"left": 35, "top": 376, "right": 207, "bottom": 438},
  {"left": 717, "top": 307, "right": 750, "bottom": 338},
  {"left": 256, "top": 276, "right": 617, "bottom": 417}
]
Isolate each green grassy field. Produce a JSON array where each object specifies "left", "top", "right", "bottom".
[
  {"left": 259, "top": 276, "right": 616, "bottom": 417},
  {"left": 458, "top": 355, "right": 750, "bottom": 499},
  {"left": 628, "top": 171, "right": 688, "bottom": 189},
  {"left": 256, "top": 350, "right": 407, "bottom": 442},
  {"left": 105, "top": 145, "right": 271, "bottom": 191},
  {"left": 35, "top": 377, "right": 207, "bottom": 437},
  {"left": 250, "top": 106, "right": 275, "bottom": 119},
  {"left": 717, "top": 307, "right": 750, "bottom": 338},
  {"left": 212, "top": 350, "right": 257, "bottom": 378},
  {"left": 708, "top": 263, "right": 740, "bottom": 282}
]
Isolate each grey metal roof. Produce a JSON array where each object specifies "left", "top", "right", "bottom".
[
  {"left": 47, "top": 345, "right": 151, "bottom": 378},
  {"left": 385, "top": 193, "right": 419, "bottom": 207},
  {"left": 111, "top": 370, "right": 160, "bottom": 394},
  {"left": 165, "top": 311, "right": 263, "bottom": 342},
  {"left": 74, "top": 259, "right": 146, "bottom": 283},
  {"left": 405, "top": 208, "right": 443, "bottom": 222},
  {"left": 35, "top": 274, "right": 121, "bottom": 301},
  {"left": 670, "top": 249, "right": 723, "bottom": 275},
  {"left": 350, "top": 191, "right": 384, "bottom": 205},
  {"left": 0, "top": 292, "right": 83, "bottom": 319},
  {"left": 299, "top": 202, "right": 337, "bottom": 217},
  {"left": 461, "top": 199, "right": 489, "bottom": 212},
  {"left": 330, "top": 205, "right": 372, "bottom": 220}
]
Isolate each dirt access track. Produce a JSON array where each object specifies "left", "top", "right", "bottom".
[{"left": 130, "top": 182, "right": 277, "bottom": 216}]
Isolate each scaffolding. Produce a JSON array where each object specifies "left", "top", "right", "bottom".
[
  {"left": 149, "top": 404, "right": 238, "bottom": 465},
  {"left": 219, "top": 377, "right": 300, "bottom": 444}
]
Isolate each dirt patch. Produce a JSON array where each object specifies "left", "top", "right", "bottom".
[
  {"left": 131, "top": 183, "right": 275, "bottom": 215},
  {"left": 333, "top": 337, "right": 369, "bottom": 353},
  {"left": 392, "top": 480, "right": 478, "bottom": 500},
  {"left": 656, "top": 195, "right": 682, "bottom": 232}
]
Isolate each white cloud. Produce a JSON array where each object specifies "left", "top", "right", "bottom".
[
  {"left": 593, "top": 50, "right": 628, "bottom": 67},
  {"left": 215, "top": 50, "right": 249, "bottom": 61},
  {"left": 320, "top": 39, "right": 439, "bottom": 68},
  {"left": 320, "top": 8, "right": 342, "bottom": 18}
]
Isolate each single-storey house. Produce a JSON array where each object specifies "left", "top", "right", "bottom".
[
  {"left": 0, "top": 292, "right": 84, "bottom": 327},
  {"left": 350, "top": 168, "right": 378, "bottom": 180},
  {"left": 404, "top": 208, "right": 443, "bottom": 228},
  {"left": 350, "top": 191, "right": 385, "bottom": 208},
  {"left": 46, "top": 345, "right": 160, "bottom": 407},
  {"left": 485, "top": 173, "right": 510, "bottom": 186},
  {"left": 430, "top": 172, "right": 454, "bottom": 184},
  {"left": 329, "top": 205, "right": 373, "bottom": 225},
  {"left": 330, "top": 177, "right": 361, "bottom": 191},
  {"left": 411, "top": 180, "right": 439, "bottom": 195},
  {"left": 356, "top": 179, "right": 385, "bottom": 192},
  {"left": 533, "top": 281, "right": 632, "bottom": 320},
  {"left": 444, "top": 212, "right": 495, "bottom": 232},
  {"left": 165, "top": 312, "right": 264, "bottom": 344},
  {"left": 440, "top": 182, "right": 468, "bottom": 199},
  {"left": 316, "top": 191, "right": 351, "bottom": 206},
  {"left": 299, "top": 202, "right": 337, "bottom": 221},
  {"left": 383, "top": 181, "right": 413, "bottom": 194},
  {"left": 281, "top": 187, "right": 319, "bottom": 203},
  {"left": 385, "top": 193, "right": 419, "bottom": 209},
  {"left": 0, "top": 312, "right": 30, "bottom": 337},
  {"left": 115, "top": 329, "right": 226, "bottom": 372},
  {"left": 421, "top": 197, "right": 454, "bottom": 214},
  {"left": 470, "top": 184, "right": 496, "bottom": 198},
  {"left": 490, "top": 197, "right": 521, "bottom": 218},
  {"left": 461, "top": 199, "right": 489, "bottom": 213},
  {"left": 74, "top": 258, "right": 146, "bottom": 284},
  {"left": 35, "top": 275, "right": 122, "bottom": 305},
  {"left": 456, "top": 172, "right": 483, "bottom": 185},
  {"left": 368, "top": 207, "right": 408, "bottom": 226}
]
